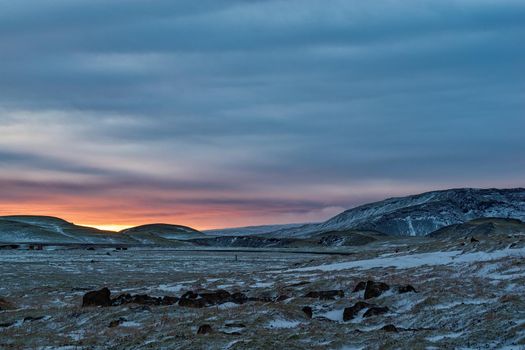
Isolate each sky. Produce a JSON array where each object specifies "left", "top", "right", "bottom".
[{"left": 0, "top": 0, "right": 524, "bottom": 231}]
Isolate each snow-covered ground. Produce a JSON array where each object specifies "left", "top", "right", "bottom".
[{"left": 1, "top": 232, "right": 524, "bottom": 349}]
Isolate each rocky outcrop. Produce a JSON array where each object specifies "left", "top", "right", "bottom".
[
  {"left": 363, "top": 306, "right": 389, "bottom": 318},
  {"left": 197, "top": 324, "right": 213, "bottom": 335},
  {"left": 82, "top": 287, "right": 111, "bottom": 307},
  {"left": 364, "top": 281, "right": 390, "bottom": 299},
  {"left": 302, "top": 306, "right": 313, "bottom": 318},
  {"left": 343, "top": 301, "right": 372, "bottom": 321},
  {"left": 179, "top": 290, "right": 249, "bottom": 308}
]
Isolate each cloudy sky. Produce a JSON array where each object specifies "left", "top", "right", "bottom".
[{"left": 0, "top": 0, "right": 524, "bottom": 230}]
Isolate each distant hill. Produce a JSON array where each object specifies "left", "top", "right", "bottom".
[
  {"left": 266, "top": 188, "right": 525, "bottom": 237},
  {"left": 203, "top": 223, "right": 307, "bottom": 236},
  {"left": 120, "top": 223, "right": 204, "bottom": 244},
  {"left": 0, "top": 215, "right": 137, "bottom": 244},
  {"left": 429, "top": 218, "right": 525, "bottom": 238}
]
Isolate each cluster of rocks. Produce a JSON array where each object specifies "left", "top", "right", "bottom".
[
  {"left": 343, "top": 280, "right": 416, "bottom": 321},
  {"left": 82, "top": 287, "right": 285, "bottom": 309},
  {"left": 82, "top": 287, "right": 179, "bottom": 307},
  {"left": 301, "top": 281, "right": 417, "bottom": 324}
]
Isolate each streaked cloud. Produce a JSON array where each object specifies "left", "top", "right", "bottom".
[{"left": 0, "top": 0, "right": 523, "bottom": 229}]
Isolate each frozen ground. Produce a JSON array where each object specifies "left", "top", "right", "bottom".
[{"left": 1, "top": 233, "right": 524, "bottom": 349}]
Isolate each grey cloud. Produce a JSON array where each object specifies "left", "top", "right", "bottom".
[{"left": 0, "top": 0, "right": 524, "bottom": 225}]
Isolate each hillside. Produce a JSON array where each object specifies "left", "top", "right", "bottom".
[
  {"left": 120, "top": 223, "right": 204, "bottom": 244},
  {"left": 0, "top": 216, "right": 136, "bottom": 244},
  {"left": 429, "top": 217, "right": 525, "bottom": 238},
  {"left": 267, "top": 188, "right": 525, "bottom": 237}
]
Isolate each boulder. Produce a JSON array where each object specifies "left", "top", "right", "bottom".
[
  {"left": 82, "top": 287, "right": 111, "bottom": 307},
  {"left": 363, "top": 306, "right": 389, "bottom": 318},
  {"left": 353, "top": 281, "right": 367, "bottom": 293},
  {"left": 381, "top": 324, "right": 399, "bottom": 332},
  {"left": 343, "top": 301, "right": 372, "bottom": 321},
  {"left": 109, "top": 317, "right": 127, "bottom": 328},
  {"left": 0, "top": 297, "right": 13, "bottom": 311},
  {"left": 397, "top": 285, "right": 417, "bottom": 294},
  {"left": 302, "top": 306, "right": 313, "bottom": 318},
  {"left": 364, "top": 281, "right": 390, "bottom": 299},
  {"left": 199, "top": 290, "right": 231, "bottom": 305},
  {"left": 197, "top": 324, "right": 213, "bottom": 335},
  {"left": 303, "top": 290, "right": 344, "bottom": 300}
]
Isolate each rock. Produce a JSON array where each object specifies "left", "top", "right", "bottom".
[
  {"left": 0, "top": 297, "right": 14, "bottom": 310},
  {"left": 23, "top": 316, "right": 45, "bottom": 323},
  {"left": 363, "top": 306, "right": 389, "bottom": 318},
  {"left": 178, "top": 291, "right": 206, "bottom": 308},
  {"left": 130, "top": 294, "right": 164, "bottom": 306},
  {"left": 302, "top": 306, "right": 313, "bottom": 318},
  {"left": 179, "top": 290, "right": 248, "bottom": 308},
  {"left": 161, "top": 296, "right": 179, "bottom": 305},
  {"left": 364, "top": 281, "right": 390, "bottom": 299},
  {"left": 86, "top": 247, "right": 95, "bottom": 251},
  {"left": 199, "top": 290, "right": 231, "bottom": 305},
  {"left": 197, "top": 324, "right": 213, "bottom": 335},
  {"left": 353, "top": 281, "right": 367, "bottom": 293},
  {"left": 471, "top": 237, "right": 479, "bottom": 243},
  {"left": 275, "top": 295, "right": 290, "bottom": 302},
  {"left": 82, "top": 287, "right": 111, "bottom": 307},
  {"left": 0, "top": 321, "right": 15, "bottom": 328},
  {"left": 109, "top": 317, "right": 127, "bottom": 328},
  {"left": 343, "top": 301, "right": 372, "bottom": 321},
  {"left": 397, "top": 285, "right": 417, "bottom": 294},
  {"left": 225, "top": 323, "right": 246, "bottom": 328},
  {"left": 231, "top": 292, "right": 248, "bottom": 304},
  {"left": 111, "top": 293, "right": 133, "bottom": 306},
  {"left": 381, "top": 324, "right": 399, "bottom": 332},
  {"left": 303, "top": 290, "right": 344, "bottom": 300}
]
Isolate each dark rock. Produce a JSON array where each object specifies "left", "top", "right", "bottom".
[
  {"left": 343, "top": 301, "right": 372, "bottom": 321},
  {"left": 0, "top": 321, "right": 15, "bottom": 328},
  {"left": 111, "top": 293, "right": 133, "bottom": 306},
  {"left": 397, "top": 285, "right": 417, "bottom": 294},
  {"left": 302, "top": 306, "right": 313, "bottom": 318},
  {"left": 180, "top": 291, "right": 198, "bottom": 300},
  {"left": 225, "top": 323, "right": 246, "bottom": 328},
  {"left": 231, "top": 292, "right": 248, "bottom": 304},
  {"left": 0, "top": 297, "right": 13, "bottom": 310},
  {"left": 199, "top": 290, "right": 231, "bottom": 305},
  {"left": 161, "top": 296, "right": 179, "bottom": 305},
  {"left": 197, "top": 324, "right": 213, "bottom": 335},
  {"left": 381, "top": 324, "right": 399, "bottom": 332},
  {"left": 82, "top": 287, "right": 111, "bottom": 307},
  {"left": 364, "top": 281, "right": 390, "bottom": 299},
  {"left": 363, "top": 306, "right": 389, "bottom": 318},
  {"left": 23, "top": 316, "right": 45, "bottom": 323},
  {"left": 353, "top": 281, "right": 367, "bottom": 293},
  {"left": 179, "top": 298, "right": 206, "bottom": 308},
  {"left": 131, "top": 294, "right": 163, "bottom": 305},
  {"left": 303, "top": 290, "right": 344, "bottom": 300},
  {"left": 109, "top": 317, "right": 127, "bottom": 328},
  {"left": 86, "top": 247, "right": 95, "bottom": 251},
  {"left": 471, "top": 237, "right": 479, "bottom": 243}
]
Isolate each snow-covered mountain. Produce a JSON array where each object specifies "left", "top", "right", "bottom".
[
  {"left": 203, "top": 223, "right": 307, "bottom": 237},
  {"left": 266, "top": 188, "right": 525, "bottom": 237}
]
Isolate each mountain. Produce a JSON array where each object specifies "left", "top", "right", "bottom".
[
  {"left": 0, "top": 215, "right": 137, "bottom": 244},
  {"left": 120, "top": 223, "right": 204, "bottom": 244},
  {"left": 266, "top": 188, "right": 525, "bottom": 237},
  {"left": 203, "top": 223, "right": 307, "bottom": 236},
  {"left": 429, "top": 217, "right": 525, "bottom": 238}
]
